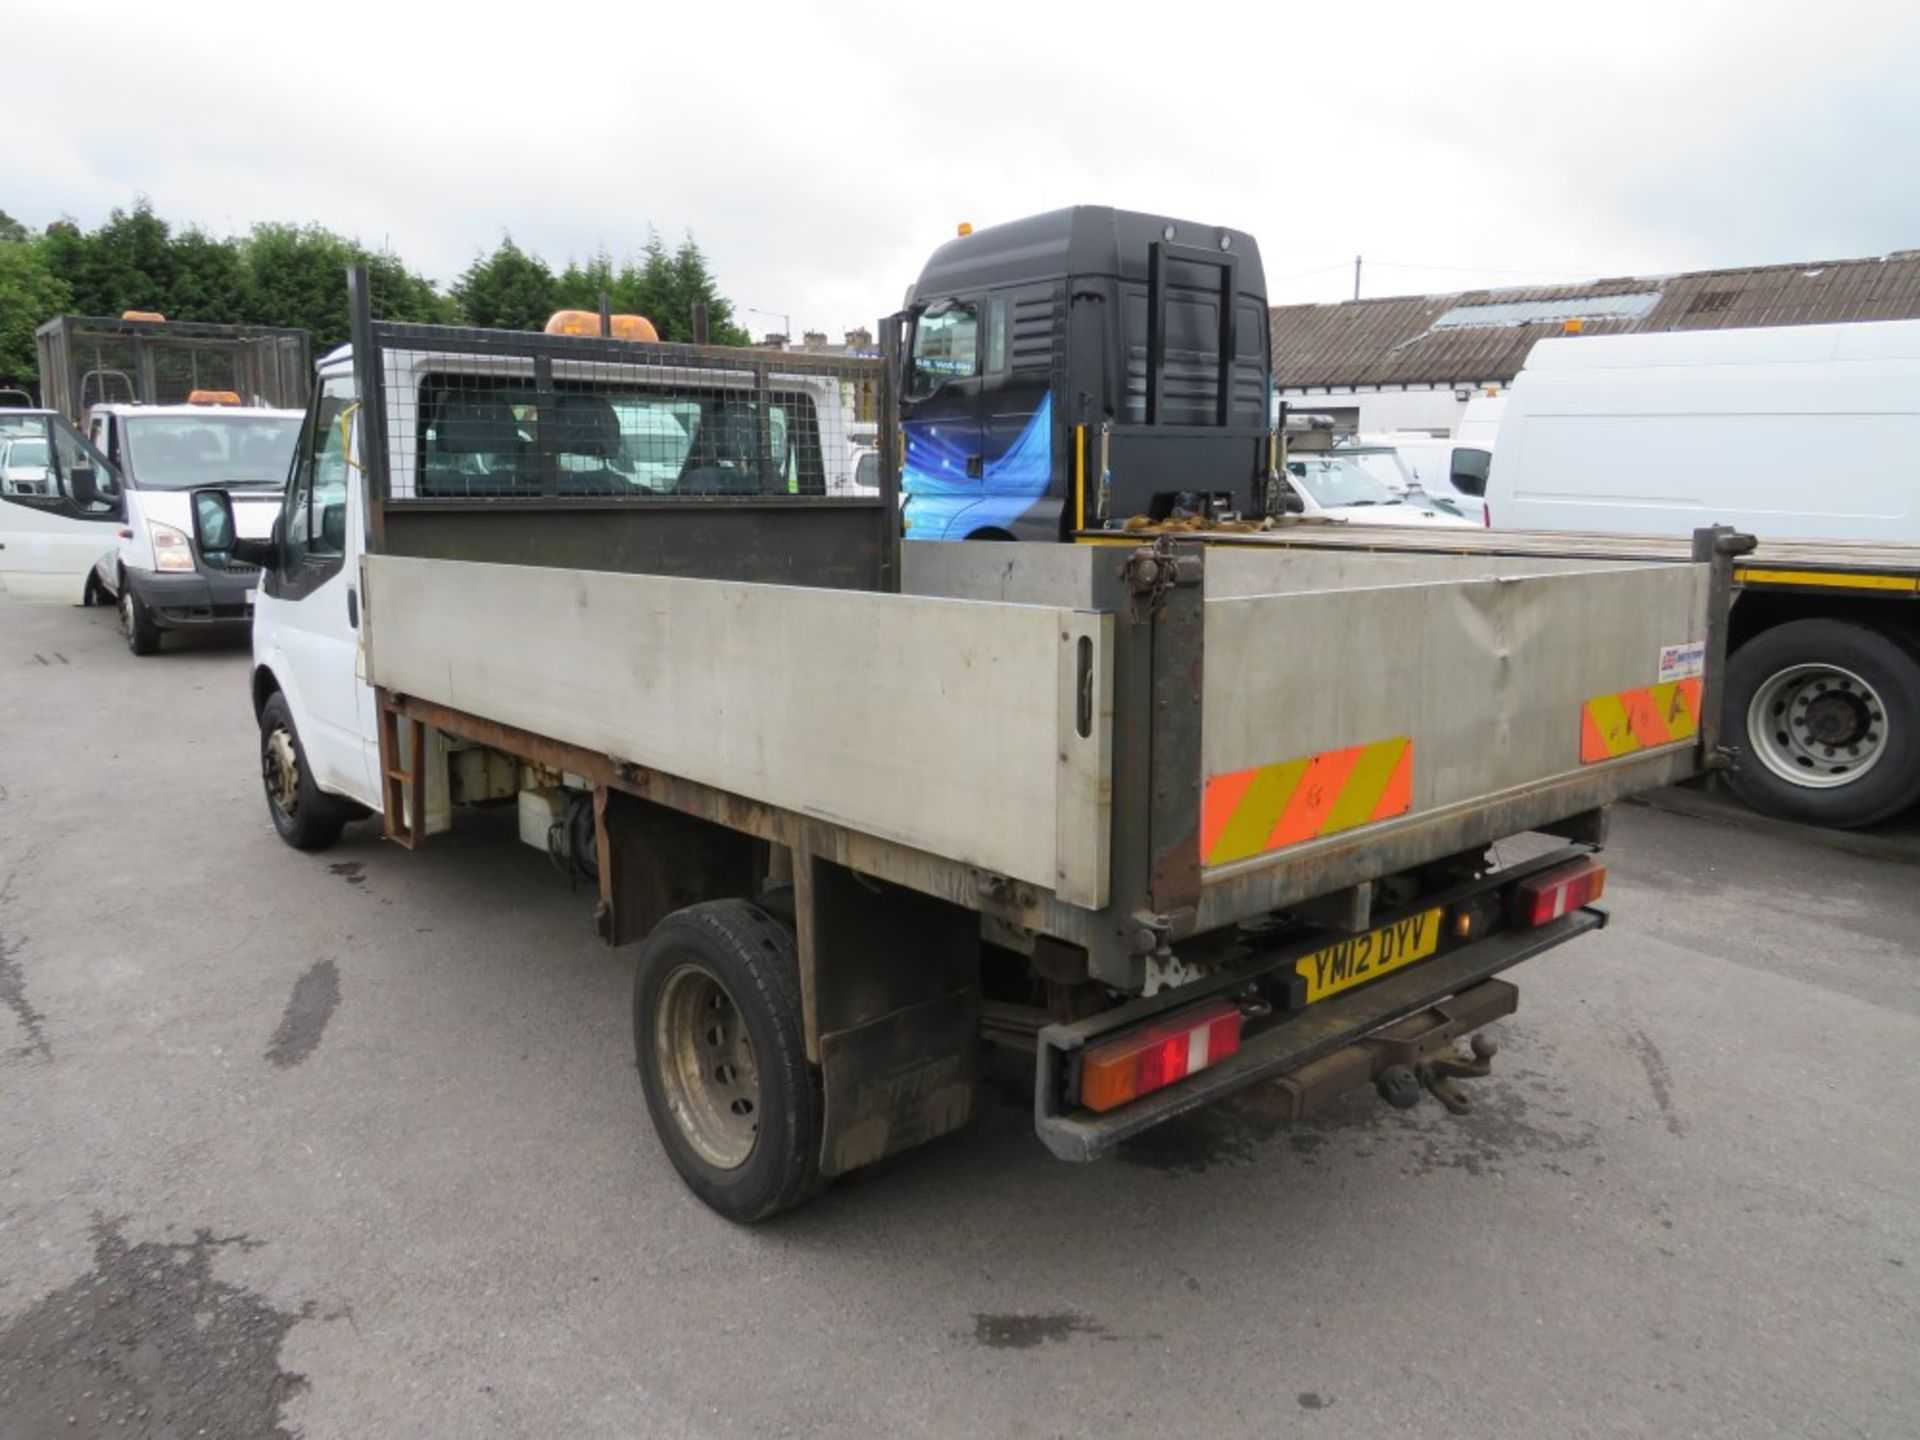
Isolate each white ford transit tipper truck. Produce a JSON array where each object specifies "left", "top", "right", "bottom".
[{"left": 204, "top": 246, "right": 1743, "bottom": 1220}]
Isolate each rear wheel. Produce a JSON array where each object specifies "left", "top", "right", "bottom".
[
  {"left": 259, "top": 691, "right": 348, "bottom": 850},
  {"left": 1725, "top": 619, "right": 1920, "bottom": 828},
  {"left": 633, "top": 900, "right": 823, "bottom": 1221},
  {"left": 120, "top": 584, "right": 161, "bottom": 656}
]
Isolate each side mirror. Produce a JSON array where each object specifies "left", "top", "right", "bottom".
[
  {"left": 1278, "top": 482, "right": 1306, "bottom": 515},
  {"left": 217, "top": 496, "right": 281, "bottom": 571},
  {"left": 69, "top": 462, "right": 99, "bottom": 508},
  {"left": 192, "top": 490, "right": 237, "bottom": 553}
]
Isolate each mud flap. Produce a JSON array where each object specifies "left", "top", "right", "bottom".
[
  {"left": 804, "top": 856, "right": 979, "bottom": 1176},
  {"left": 818, "top": 987, "right": 978, "bottom": 1176}
]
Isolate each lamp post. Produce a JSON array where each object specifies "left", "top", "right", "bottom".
[{"left": 742, "top": 306, "right": 792, "bottom": 350}]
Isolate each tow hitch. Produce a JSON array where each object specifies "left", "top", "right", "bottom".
[{"left": 1376, "top": 1032, "right": 1498, "bottom": 1115}]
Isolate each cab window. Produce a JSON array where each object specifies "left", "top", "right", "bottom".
[
  {"left": 909, "top": 303, "right": 979, "bottom": 397},
  {"left": 1450, "top": 447, "right": 1491, "bottom": 498},
  {"left": 0, "top": 419, "right": 54, "bottom": 498},
  {"left": 415, "top": 375, "right": 820, "bottom": 498},
  {"left": 285, "top": 376, "right": 355, "bottom": 569},
  {"left": 51, "top": 422, "right": 119, "bottom": 515}
]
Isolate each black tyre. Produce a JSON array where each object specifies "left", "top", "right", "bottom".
[
  {"left": 633, "top": 900, "right": 824, "bottom": 1222},
  {"left": 259, "top": 691, "right": 348, "bottom": 851},
  {"left": 119, "top": 584, "right": 161, "bottom": 656},
  {"left": 1724, "top": 619, "right": 1920, "bottom": 828}
]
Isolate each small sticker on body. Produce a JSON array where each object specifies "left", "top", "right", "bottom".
[{"left": 1658, "top": 641, "right": 1706, "bottom": 682}]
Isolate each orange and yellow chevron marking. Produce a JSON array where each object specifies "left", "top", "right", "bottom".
[
  {"left": 1201, "top": 737, "right": 1413, "bottom": 867},
  {"left": 1580, "top": 678, "right": 1703, "bottom": 763}
]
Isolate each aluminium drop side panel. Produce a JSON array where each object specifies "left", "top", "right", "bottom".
[
  {"left": 1200, "top": 547, "right": 1655, "bottom": 597},
  {"left": 361, "top": 556, "right": 1113, "bottom": 907},
  {"left": 1198, "top": 555, "right": 1710, "bottom": 883}
]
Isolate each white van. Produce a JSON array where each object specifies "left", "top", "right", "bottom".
[
  {"left": 86, "top": 402, "right": 302, "bottom": 654},
  {"left": 1485, "top": 320, "right": 1920, "bottom": 828},
  {"left": 1485, "top": 320, "right": 1920, "bottom": 541},
  {"left": 0, "top": 409, "right": 121, "bottom": 602}
]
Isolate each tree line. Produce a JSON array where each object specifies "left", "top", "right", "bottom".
[{"left": 0, "top": 200, "right": 751, "bottom": 389}]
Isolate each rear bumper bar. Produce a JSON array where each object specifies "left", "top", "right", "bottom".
[{"left": 1033, "top": 907, "right": 1602, "bottom": 1161}]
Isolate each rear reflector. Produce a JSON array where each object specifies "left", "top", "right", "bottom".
[
  {"left": 1078, "top": 1002, "right": 1242, "bottom": 1113},
  {"left": 1512, "top": 857, "right": 1606, "bottom": 927}
]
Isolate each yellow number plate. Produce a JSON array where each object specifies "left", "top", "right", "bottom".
[{"left": 1296, "top": 907, "right": 1444, "bottom": 1005}]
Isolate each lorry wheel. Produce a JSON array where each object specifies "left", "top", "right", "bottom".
[
  {"left": 632, "top": 900, "right": 824, "bottom": 1222},
  {"left": 120, "top": 586, "right": 161, "bottom": 656},
  {"left": 259, "top": 692, "right": 347, "bottom": 851},
  {"left": 1724, "top": 619, "right": 1920, "bottom": 829}
]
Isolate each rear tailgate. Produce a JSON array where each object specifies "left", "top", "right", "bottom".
[{"left": 1185, "top": 543, "right": 1715, "bottom": 920}]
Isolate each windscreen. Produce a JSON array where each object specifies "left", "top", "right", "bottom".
[
  {"left": 1289, "top": 456, "right": 1397, "bottom": 508},
  {"left": 123, "top": 413, "right": 301, "bottom": 490}
]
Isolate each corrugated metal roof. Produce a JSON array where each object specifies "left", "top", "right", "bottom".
[{"left": 1271, "top": 251, "right": 1920, "bottom": 390}]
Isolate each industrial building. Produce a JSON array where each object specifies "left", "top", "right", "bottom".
[{"left": 1270, "top": 250, "right": 1920, "bottom": 434}]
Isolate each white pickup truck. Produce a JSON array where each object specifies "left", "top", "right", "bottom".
[{"left": 200, "top": 269, "right": 1746, "bottom": 1221}]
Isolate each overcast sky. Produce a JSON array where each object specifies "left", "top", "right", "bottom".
[{"left": 7, "top": 0, "right": 1918, "bottom": 337}]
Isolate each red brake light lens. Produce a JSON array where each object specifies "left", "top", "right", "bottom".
[
  {"left": 1078, "top": 1002, "right": 1242, "bottom": 1113},
  {"left": 1512, "top": 857, "right": 1607, "bottom": 927}
]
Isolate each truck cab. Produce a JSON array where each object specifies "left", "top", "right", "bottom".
[
  {"left": 898, "top": 206, "right": 1274, "bottom": 541},
  {"left": 232, "top": 321, "right": 864, "bottom": 845},
  {"left": 87, "top": 398, "right": 302, "bottom": 654}
]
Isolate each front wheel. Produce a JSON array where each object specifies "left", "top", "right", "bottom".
[
  {"left": 120, "top": 585, "right": 161, "bottom": 656},
  {"left": 1724, "top": 619, "right": 1920, "bottom": 829},
  {"left": 259, "top": 691, "right": 348, "bottom": 850},
  {"left": 633, "top": 900, "right": 824, "bottom": 1222}
]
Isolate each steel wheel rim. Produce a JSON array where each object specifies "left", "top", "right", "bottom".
[
  {"left": 655, "top": 962, "right": 760, "bottom": 1170},
  {"left": 1746, "top": 661, "right": 1889, "bottom": 789},
  {"left": 263, "top": 726, "right": 301, "bottom": 815},
  {"left": 118, "top": 590, "right": 135, "bottom": 642}
]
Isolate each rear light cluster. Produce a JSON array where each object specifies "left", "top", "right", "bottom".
[
  {"left": 1078, "top": 1002, "right": 1242, "bottom": 1113},
  {"left": 1512, "top": 857, "right": 1606, "bottom": 927}
]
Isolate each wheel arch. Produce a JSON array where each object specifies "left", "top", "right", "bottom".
[
  {"left": 251, "top": 661, "right": 284, "bottom": 721},
  {"left": 1731, "top": 589, "right": 1919, "bottom": 656}
]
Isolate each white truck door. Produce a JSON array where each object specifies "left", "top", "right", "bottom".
[
  {"left": 0, "top": 417, "right": 122, "bottom": 603},
  {"left": 261, "top": 376, "right": 377, "bottom": 806}
]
